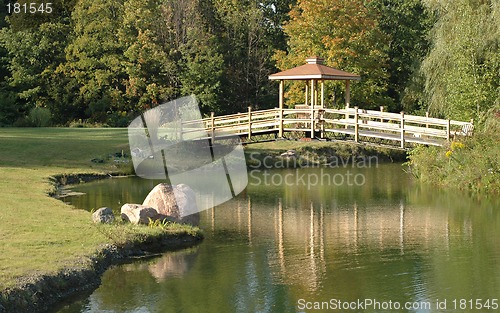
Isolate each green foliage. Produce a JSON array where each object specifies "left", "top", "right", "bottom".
[
  {"left": 61, "top": 0, "right": 126, "bottom": 123},
  {"left": 0, "top": 89, "right": 18, "bottom": 126},
  {"left": 28, "top": 106, "right": 51, "bottom": 127},
  {"left": 407, "top": 107, "right": 500, "bottom": 193},
  {"left": 405, "top": 0, "right": 499, "bottom": 194},
  {"left": 0, "top": 0, "right": 293, "bottom": 123},
  {"left": 214, "top": 0, "right": 282, "bottom": 112},
  {"left": 420, "top": 0, "right": 499, "bottom": 120},
  {"left": 0, "top": 21, "right": 71, "bottom": 124},
  {"left": 274, "top": 0, "right": 392, "bottom": 109},
  {"left": 180, "top": 11, "right": 224, "bottom": 114},
  {"left": 119, "top": 0, "right": 180, "bottom": 111},
  {"left": 1, "top": 0, "right": 495, "bottom": 127},
  {"left": 372, "top": 0, "right": 433, "bottom": 112}
]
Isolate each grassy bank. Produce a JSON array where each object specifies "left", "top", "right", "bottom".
[
  {"left": 0, "top": 128, "right": 202, "bottom": 310},
  {"left": 245, "top": 140, "right": 407, "bottom": 167},
  {"left": 407, "top": 114, "right": 500, "bottom": 194}
]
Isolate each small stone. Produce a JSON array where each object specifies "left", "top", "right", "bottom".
[
  {"left": 92, "top": 207, "right": 115, "bottom": 224},
  {"left": 120, "top": 203, "right": 160, "bottom": 225}
]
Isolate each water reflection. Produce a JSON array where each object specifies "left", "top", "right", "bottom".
[
  {"left": 142, "top": 247, "right": 198, "bottom": 282},
  {"left": 210, "top": 195, "right": 460, "bottom": 295},
  {"left": 57, "top": 164, "right": 499, "bottom": 313}
]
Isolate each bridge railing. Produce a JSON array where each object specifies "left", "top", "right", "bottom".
[
  {"left": 178, "top": 106, "right": 473, "bottom": 148},
  {"left": 181, "top": 108, "right": 280, "bottom": 141}
]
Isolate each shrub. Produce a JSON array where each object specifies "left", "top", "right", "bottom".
[
  {"left": 68, "top": 119, "right": 109, "bottom": 128},
  {"left": 407, "top": 108, "right": 500, "bottom": 194},
  {"left": 28, "top": 107, "right": 52, "bottom": 127}
]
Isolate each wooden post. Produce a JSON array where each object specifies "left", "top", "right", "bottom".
[
  {"left": 310, "top": 79, "right": 315, "bottom": 138},
  {"left": 305, "top": 82, "right": 309, "bottom": 106},
  {"left": 345, "top": 81, "right": 350, "bottom": 129},
  {"left": 354, "top": 106, "right": 359, "bottom": 143},
  {"left": 278, "top": 108, "right": 284, "bottom": 138},
  {"left": 210, "top": 112, "right": 215, "bottom": 143},
  {"left": 321, "top": 80, "right": 325, "bottom": 108},
  {"left": 279, "top": 80, "right": 284, "bottom": 138},
  {"left": 345, "top": 105, "right": 349, "bottom": 129},
  {"left": 345, "top": 80, "right": 350, "bottom": 108},
  {"left": 446, "top": 119, "right": 451, "bottom": 142},
  {"left": 426, "top": 111, "right": 429, "bottom": 128},
  {"left": 320, "top": 109, "right": 325, "bottom": 139},
  {"left": 248, "top": 106, "right": 252, "bottom": 140},
  {"left": 380, "top": 106, "right": 384, "bottom": 123},
  {"left": 400, "top": 111, "right": 405, "bottom": 149}
]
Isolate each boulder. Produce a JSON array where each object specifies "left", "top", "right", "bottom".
[
  {"left": 120, "top": 203, "right": 160, "bottom": 225},
  {"left": 92, "top": 207, "right": 115, "bottom": 224},
  {"left": 142, "top": 183, "right": 200, "bottom": 225}
]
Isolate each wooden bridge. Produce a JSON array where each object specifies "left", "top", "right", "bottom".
[
  {"left": 181, "top": 106, "right": 473, "bottom": 149},
  {"left": 177, "top": 57, "right": 473, "bottom": 149}
]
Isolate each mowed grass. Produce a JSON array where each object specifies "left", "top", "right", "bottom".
[
  {"left": 0, "top": 128, "right": 199, "bottom": 290},
  {"left": 0, "top": 128, "right": 130, "bottom": 169}
]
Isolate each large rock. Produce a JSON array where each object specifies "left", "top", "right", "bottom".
[
  {"left": 120, "top": 203, "right": 160, "bottom": 225},
  {"left": 142, "top": 183, "right": 200, "bottom": 225},
  {"left": 92, "top": 207, "right": 115, "bottom": 224}
]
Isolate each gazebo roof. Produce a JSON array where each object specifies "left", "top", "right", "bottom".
[{"left": 269, "top": 56, "right": 360, "bottom": 81}]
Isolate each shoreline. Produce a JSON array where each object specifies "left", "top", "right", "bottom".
[{"left": 0, "top": 173, "right": 204, "bottom": 313}]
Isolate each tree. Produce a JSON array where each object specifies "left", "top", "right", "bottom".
[
  {"left": 6, "top": 0, "right": 75, "bottom": 31},
  {"left": 0, "top": 0, "right": 78, "bottom": 125},
  {"left": 274, "top": 0, "right": 392, "bottom": 109},
  {"left": 61, "top": 0, "right": 127, "bottom": 123},
  {"left": 214, "top": 0, "right": 286, "bottom": 112},
  {"left": 119, "top": 0, "right": 180, "bottom": 114},
  {"left": 420, "top": 0, "right": 499, "bottom": 120},
  {"left": 180, "top": 17, "right": 224, "bottom": 114},
  {"left": 371, "top": 0, "right": 433, "bottom": 112},
  {"left": 0, "top": 22, "right": 71, "bottom": 121}
]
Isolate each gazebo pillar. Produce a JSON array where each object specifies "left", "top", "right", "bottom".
[
  {"left": 321, "top": 80, "right": 325, "bottom": 108},
  {"left": 305, "top": 82, "right": 309, "bottom": 106}
]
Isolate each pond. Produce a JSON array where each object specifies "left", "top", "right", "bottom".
[{"left": 53, "top": 163, "right": 499, "bottom": 312}]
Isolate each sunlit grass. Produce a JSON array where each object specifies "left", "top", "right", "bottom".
[{"left": 0, "top": 128, "right": 201, "bottom": 290}]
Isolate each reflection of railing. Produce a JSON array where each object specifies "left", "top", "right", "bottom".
[
  {"left": 211, "top": 196, "right": 458, "bottom": 291},
  {"left": 182, "top": 107, "right": 473, "bottom": 148}
]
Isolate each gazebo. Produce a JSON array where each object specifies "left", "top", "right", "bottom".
[{"left": 268, "top": 56, "right": 360, "bottom": 137}]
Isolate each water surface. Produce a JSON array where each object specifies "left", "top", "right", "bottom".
[{"left": 55, "top": 164, "right": 499, "bottom": 312}]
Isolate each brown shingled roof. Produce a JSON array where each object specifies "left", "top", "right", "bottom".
[{"left": 269, "top": 57, "right": 360, "bottom": 81}]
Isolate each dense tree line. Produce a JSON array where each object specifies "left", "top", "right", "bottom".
[{"left": 0, "top": 0, "right": 497, "bottom": 126}]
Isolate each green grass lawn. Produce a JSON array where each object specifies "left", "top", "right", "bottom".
[{"left": 0, "top": 128, "right": 200, "bottom": 290}]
